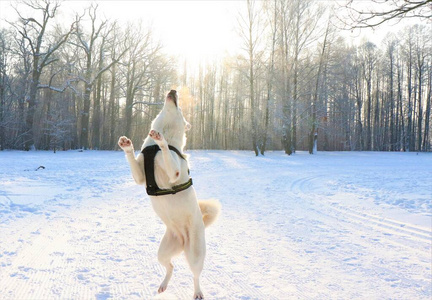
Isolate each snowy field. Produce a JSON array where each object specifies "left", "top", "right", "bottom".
[{"left": 0, "top": 150, "right": 431, "bottom": 299}]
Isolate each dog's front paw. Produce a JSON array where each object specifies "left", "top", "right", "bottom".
[
  {"left": 118, "top": 136, "right": 134, "bottom": 153},
  {"left": 149, "top": 130, "right": 168, "bottom": 148},
  {"left": 149, "top": 130, "right": 163, "bottom": 141}
]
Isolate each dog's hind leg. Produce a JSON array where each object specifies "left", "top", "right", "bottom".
[
  {"left": 184, "top": 227, "right": 206, "bottom": 299},
  {"left": 157, "top": 230, "right": 183, "bottom": 294}
]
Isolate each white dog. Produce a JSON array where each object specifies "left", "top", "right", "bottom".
[{"left": 118, "top": 90, "right": 221, "bottom": 299}]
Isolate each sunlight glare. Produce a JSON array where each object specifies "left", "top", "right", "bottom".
[{"left": 63, "top": 1, "right": 244, "bottom": 70}]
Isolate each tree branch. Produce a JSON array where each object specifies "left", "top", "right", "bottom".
[
  {"left": 130, "top": 101, "right": 164, "bottom": 108},
  {"left": 341, "top": 0, "right": 432, "bottom": 29}
]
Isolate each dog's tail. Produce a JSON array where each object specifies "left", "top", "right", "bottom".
[{"left": 198, "top": 199, "right": 221, "bottom": 228}]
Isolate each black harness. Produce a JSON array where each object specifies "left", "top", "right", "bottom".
[{"left": 142, "top": 145, "right": 193, "bottom": 196}]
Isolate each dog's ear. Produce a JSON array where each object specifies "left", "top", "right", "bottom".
[{"left": 185, "top": 121, "right": 191, "bottom": 131}]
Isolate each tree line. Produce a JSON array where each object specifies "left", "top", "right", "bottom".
[{"left": 0, "top": 0, "right": 431, "bottom": 154}]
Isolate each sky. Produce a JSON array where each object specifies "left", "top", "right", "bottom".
[{"left": 0, "top": 0, "right": 244, "bottom": 69}]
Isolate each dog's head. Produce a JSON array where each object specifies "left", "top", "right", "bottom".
[
  {"left": 150, "top": 89, "right": 191, "bottom": 150},
  {"left": 162, "top": 90, "right": 190, "bottom": 128}
]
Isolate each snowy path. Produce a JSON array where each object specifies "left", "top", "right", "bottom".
[{"left": 0, "top": 150, "right": 431, "bottom": 299}]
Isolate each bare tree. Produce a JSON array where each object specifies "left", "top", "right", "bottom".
[
  {"left": 107, "top": 24, "right": 120, "bottom": 149},
  {"left": 73, "top": 4, "right": 126, "bottom": 149},
  {"left": 402, "top": 26, "right": 416, "bottom": 151},
  {"left": 261, "top": 0, "right": 278, "bottom": 155},
  {"left": 277, "top": 0, "right": 323, "bottom": 155},
  {"left": 423, "top": 63, "right": 432, "bottom": 151},
  {"left": 309, "top": 20, "right": 332, "bottom": 154},
  {"left": 359, "top": 42, "right": 378, "bottom": 150},
  {"left": 279, "top": 0, "right": 293, "bottom": 155},
  {"left": 91, "top": 26, "right": 108, "bottom": 150},
  {"left": 238, "top": 0, "right": 264, "bottom": 156},
  {"left": 383, "top": 36, "right": 397, "bottom": 150},
  {"left": 411, "top": 24, "right": 430, "bottom": 151},
  {"left": 121, "top": 23, "right": 160, "bottom": 138},
  {"left": 290, "top": 0, "right": 322, "bottom": 153},
  {"left": 8, "top": 0, "right": 74, "bottom": 150},
  {"left": 0, "top": 29, "right": 11, "bottom": 150}
]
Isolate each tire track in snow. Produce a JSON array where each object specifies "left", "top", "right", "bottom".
[
  {"left": 327, "top": 203, "right": 431, "bottom": 242},
  {"left": 284, "top": 173, "right": 431, "bottom": 298},
  {"left": 290, "top": 175, "right": 321, "bottom": 195},
  {"left": 289, "top": 174, "right": 430, "bottom": 246},
  {"left": 278, "top": 199, "right": 431, "bottom": 299}
]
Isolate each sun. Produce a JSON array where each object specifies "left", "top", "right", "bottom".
[{"left": 154, "top": 1, "right": 242, "bottom": 66}]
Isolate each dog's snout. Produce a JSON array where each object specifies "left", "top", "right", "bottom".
[
  {"left": 167, "top": 90, "right": 177, "bottom": 98},
  {"left": 166, "top": 90, "right": 178, "bottom": 107}
]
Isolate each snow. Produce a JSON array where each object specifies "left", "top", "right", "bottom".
[{"left": 0, "top": 150, "right": 431, "bottom": 299}]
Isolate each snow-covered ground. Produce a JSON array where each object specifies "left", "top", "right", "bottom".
[{"left": 0, "top": 150, "right": 431, "bottom": 299}]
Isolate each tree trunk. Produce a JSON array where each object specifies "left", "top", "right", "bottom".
[
  {"left": 80, "top": 81, "right": 92, "bottom": 150},
  {"left": 422, "top": 67, "right": 431, "bottom": 151},
  {"left": 309, "top": 22, "right": 329, "bottom": 154},
  {"left": 261, "top": 0, "right": 277, "bottom": 155},
  {"left": 92, "top": 50, "right": 104, "bottom": 149},
  {"left": 366, "top": 76, "right": 372, "bottom": 151},
  {"left": 125, "top": 63, "right": 134, "bottom": 138},
  {"left": 109, "top": 65, "right": 117, "bottom": 149},
  {"left": 292, "top": 59, "right": 298, "bottom": 153},
  {"left": 355, "top": 69, "right": 364, "bottom": 151},
  {"left": 396, "top": 63, "right": 403, "bottom": 151},
  {"left": 407, "top": 59, "right": 413, "bottom": 152},
  {"left": 45, "top": 87, "right": 53, "bottom": 150},
  {"left": 282, "top": 7, "right": 292, "bottom": 155},
  {"left": 249, "top": 48, "right": 258, "bottom": 156},
  {"left": 417, "top": 61, "right": 423, "bottom": 151},
  {"left": 389, "top": 48, "right": 395, "bottom": 151},
  {"left": 374, "top": 71, "right": 380, "bottom": 150},
  {"left": 25, "top": 73, "right": 40, "bottom": 150},
  {"left": 0, "top": 62, "right": 4, "bottom": 151},
  {"left": 261, "top": 84, "right": 270, "bottom": 155}
]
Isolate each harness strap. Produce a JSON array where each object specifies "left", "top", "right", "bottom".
[
  {"left": 142, "top": 144, "right": 192, "bottom": 196},
  {"left": 150, "top": 178, "right": 193, "bottom": 196}
]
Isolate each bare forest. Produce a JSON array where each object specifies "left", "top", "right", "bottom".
[{"left": 0, "top": 0, "right": 431, "bottom": 154}]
